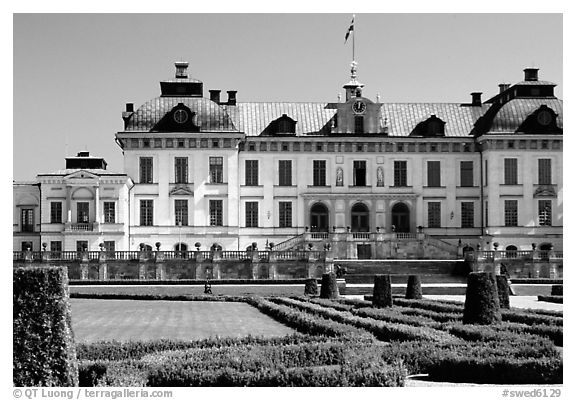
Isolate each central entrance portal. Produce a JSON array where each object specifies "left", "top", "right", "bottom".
[
  {"left": 310, "top": 203, "right": 329, "bottom": 232},
  {"left": 391, "top": 202, "right": 410, "bottom": 233}
]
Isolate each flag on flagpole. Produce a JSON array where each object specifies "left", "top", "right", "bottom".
[{"left": 344, "top": 15, "right": 355, "bottom": 43}]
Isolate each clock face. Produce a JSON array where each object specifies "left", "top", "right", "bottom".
[
  {"left": 173, "top": 109, "right": 189, "bottom": 124},
  {"left": 537, "top": 110, "right": 552, "bottom": 126},
  {"left": 352, "top": 100, "right": 366, "bottom": 114}
]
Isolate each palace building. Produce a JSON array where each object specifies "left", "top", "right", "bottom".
[{"left": 13, "top": 61, "right": 563, "bottom": 258}]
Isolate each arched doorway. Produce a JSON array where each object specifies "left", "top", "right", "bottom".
[
  {"left": 539, "top": 243, "right": 552, "bottom": 261},
  {"left": 310, "top": 203, "right": 329, "bottom": 232},
  {"left": 174, "top": 243, "right": 188, "bottom": 258},
  {"left": 351, "top": 203, "right": 370, "bottom": 232},
  {"left": 391, "top": 202, "right": 410, "bottom": 233}
]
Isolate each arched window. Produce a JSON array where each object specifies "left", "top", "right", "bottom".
[
  {"left": 351, "top": 203, "right": 370, "bottom": 232},
  {"left": 310, "top": 203, "right": 329, "bottom": 232},
  {"left": 505, "top": 245, "right": 518, "bottom": 258}
]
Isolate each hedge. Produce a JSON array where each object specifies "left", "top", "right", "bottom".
[
  {"left": 463, "top": 272, "right": 501, "bottom": 325},
  {"left": 405, "top": 275, "right": 423, "bottom": 300},
  {"left": 70, "top": 278, "right": 308, "bottom": 286},
  {"left": 13, "top": 266, "right": 79, "bottom": 386},
  {"left": 319, "top": 273, "right": 339, "bottom": 299},
  {"left": 304, "top": 279, "right": 318, "bottom": 296},
  {"left": 551, "top": 285, "right": 563, "bottom": 296},
  {"left": 372, "top": 275, "right": 393, "bottom": 307},
  {"left": 537, "top": 295, "right": 563, "bottom": 304},
  {"left": 496, "top": 275, "right": 511, "bottom": 309}
]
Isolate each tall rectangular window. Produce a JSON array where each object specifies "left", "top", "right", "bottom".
[
  {"left": 504, "top": 200, "right": 518, "bottom": 226},
  {"left": 209, "top": 157, "right": 223, "bottom": 183},
  {"left": 427, "top": 161, "right": 441, "bottom": 187},
  {"left": 103, "top": 202, "right": 115, "bottom": 223},
  {"left": 140, "top": 200, "right": 153, "bottom": 226},
  {"left": 77, "top": 202, "right": 89, "bottom": 223},
  {"left": 175, "top": 200, "right": 188, "bottom": 226},
  {"left": 538, "top": 200, "right": 552, "bottom": 226},
  {"left": 50, "top": 241, "right": 62, "bottom": 253},
  {"left": 278, "top": 160, "right": 292, "bottom": 186},
  {"left": 461, "top": 202, "right": 474, "bottom": 228},
  {"left": 538, "top": 159, "right": 552, "bottom": 185},
  {"left": 209, "top": 200, "right": 223, "bottom": 226},
  {"left": 245, "top": 160, "right": 259, "bottom": 186},
  {"left": 504, "top": 158, "right": 518, "bottom": 185},
  {"left": 175, "top": 157, "right": 188, "bottom": 184},
  {"left": 393, "top": 161, "right": 407, "bottom": 187},
  {"left": 354, "top": 116, "right": 364, "bottom": 134},
  {"left": 245, "top": 202, "right": 258, "bottom": 227},
  {"left": 460, "top": 161, "right": 474, "bottom": 187},
  {"left": 427, "top": 202, "right": 441, "bottom": 228},
  {"left": 279, "top": 202, "right": 292, "bottom": 228},
  {"left": 353, "top": 161, "right": 367, "bottom": 186},
  {"left": 50, "top": 202, "right": 62, "bottom": 223},
  {"left": 20, "top": 209, "right": 34, "bottom": 232},
  {"left": 139, "top": 157, "right": 153, "bottom": 183},
  {"left": 103, "top": 241, "right": 115, "bottom": 253},
  {"left": 313, "top": 160, "right": 326, "bottom": 186}
]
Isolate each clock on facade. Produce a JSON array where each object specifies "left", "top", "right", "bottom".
[
  {"left": 352, "top": 100, "right": 367, "bottom": 114},
  {"left": 173, "top": 109, "right": 189, "bottom": 124}
]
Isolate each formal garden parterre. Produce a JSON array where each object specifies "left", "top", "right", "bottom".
[{"left": 14, "top": 267, "right": 563, "bottom": 387}]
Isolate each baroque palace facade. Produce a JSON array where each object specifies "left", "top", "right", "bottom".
[{"left": 13, "top": 61, "right": 563, "bottom": 258}]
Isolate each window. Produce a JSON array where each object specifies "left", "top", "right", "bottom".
[
  {"left": 209, "top": 157, "right": 223, "bottom": 183},
  {"left": 77, "top": 202, "right": 89, "bottom": 223},
  {"left": 245, "top": 202, "right": 258, "bottom": 227},
  {"left": 355, "top": 116, "right": 364, "bottom": 133},
  {"left": 279, "top": 160, "right": 292, "bottom": 186},
  {"left": 104, "top": 202, "right": 115, "bottom": 223},
  {"left": 50, "top": 241, "right": 62, "bottom": 254},
  {"left": 504, "top": 159, "right": 518, "bottom": 185},
  {"left": 245, "top": 160, "right": 259, "bottom": 186},
  {"left": 461, "top": 202, "right": 474, "bottom": 228},
  {"left": 427, "top": 202, "right": 441, "bottom": 228},
  {"left": 50, "top": 202, "right": 62, "bottom": 223},
  {"left": 393, "top": 161, "right": 407, "bottom": 187},
  {"left": 175, "top": 157, "right": 188, "bottom": 184},
  {"left": 427, "top": 161, "right": 441, "bottom": 187},
  {"left": 538, "top": 159, "right": 552, "bottom": 185},
  {"left": 504, "top": 200, "right": 518, "bottom": 226},
  {"left": 279, "top": 202, "right": 292, "bottom": 228},
  {"left": 139, "top": 157, "right": 153, "bottom": 183},
  {"left": 103, "top": 241, "right": 115, "bottom": 253},
  {"left": 353, "top": 161, "right": 367, "bottom": 186},
  {"left": 175, "top": 200, "right": 188, "bottom": 226},
  {"left": 210, "top": 200, "right": 223, "bottom": 226},
  {"left": 140, "top": 200, "right": 153, "bottom": 226},
  {"left": 460, "top": 161, "right": 474, "bottom": 187},
  {"left": 538, "top": 200, "right": 552, "bottom": 226},
  {"left": 313, "top": 160, "right": 326, "bottom": 186}
]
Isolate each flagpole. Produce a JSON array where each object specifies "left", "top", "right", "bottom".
[{"left": 352, "top": 15, "right": 355, "bottom": 62}]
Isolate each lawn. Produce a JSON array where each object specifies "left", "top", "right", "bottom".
[{"left": 71, "top": 299, "right": 296, "bottom": 342}]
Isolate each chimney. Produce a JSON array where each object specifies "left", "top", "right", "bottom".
[
  {"left": 122, "top": 103, "right": 135, "bottom": 128},
  {"left": 125, "top": 103, "right": 134, "bottom": 112},
  {"left": 498, "top": 83, "right": 511, "bottom": 94},
  {"left": 209, "top": 90, "right": 221, "bottom": 104},
  {"left": 524, "top": 68, "right": 539, "bottom": 82},
  {"left": 174, "top": 61, "right": 189, "bottom": 79},
  {"left": 227, "top": 90, "right": 237, "bottom": 106},
  {"left": 470, "top": 92, "right": 482, "bottom": 106}
]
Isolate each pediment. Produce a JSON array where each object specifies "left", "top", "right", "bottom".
[
  {"left": 169, "top": 185, "right": 194, "bottom": 196},
  {"left": 534, "top": 186, "right": 557, "bottom": 198},
  {"left": 63, "top": 170, "right": 99, "bottom": 180}
]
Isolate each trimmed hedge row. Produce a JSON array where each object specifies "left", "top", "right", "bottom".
[
  {"left": 551, "top": 285, "right": 563, "bottom": 296},
  {"left": 70, "top": 278, "right": 308, "bottom": 286},
  {"left": 14, "top": 266, "right": 79, "bottom": 387},
  {"left": 538, "top": 295, "right": 563, "bottom": 304},
  {"left": 270, "top": 297, "right": 458, "bottom": 343},
  {"left": 70, "top": 292, "right": 245, "bottom": 302},
  {"left": 79, "top": 341, "right": 406, "bottom": 387}
]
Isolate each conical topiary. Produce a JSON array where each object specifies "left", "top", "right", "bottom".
[
  {"left": 304, "top": 278, "right": 318, "bottom": 296},
  {"left": 495, "top": 275, "right": 511, "bottom": 309},
  {"left": 405, "top": 275, "right": 423, "bottom": 299},
  {"left": 319, "top": 273, "right": 339, "bottom": 299},
  {"left": 463, "top": 272, "right": 501, "bottom": 325},
  {"left": 551, "top": 285, "right": 563, "bottom": 296},
  {"left": 373, "top": 275, "right": 393, "bottom": 307}
]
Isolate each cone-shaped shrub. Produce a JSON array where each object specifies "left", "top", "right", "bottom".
[
  {"left": 304, "top": 278, "right": 318, "bottom": 296},
  {"left": 319, "top": 273, "right": 339, "bottom": 299},
  {"left": 373, "top": 275, "right": 393, "bottom": 307},
  {"left": 496, "top": 275, "right": 511, "bottom": 309},
  {"left": 463, "top": 272, "right": 501, "bottom": 325},
  {"left": 13, "top": 266, "right": 79, "bottom": 386},
  {"left": 405, "top": 275, "right": 423, "bottom": 299},
  {"left": 551, "top": 285, "right": 563, "bottom": 296}
]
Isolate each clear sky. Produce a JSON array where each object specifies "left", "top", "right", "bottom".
[{"left": 13, "top": 13, "right": 562, "bottom": 180}]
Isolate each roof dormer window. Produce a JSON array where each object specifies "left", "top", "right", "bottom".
[{"left": 410, "top": 114, "right": 446, "bottom": 137}]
